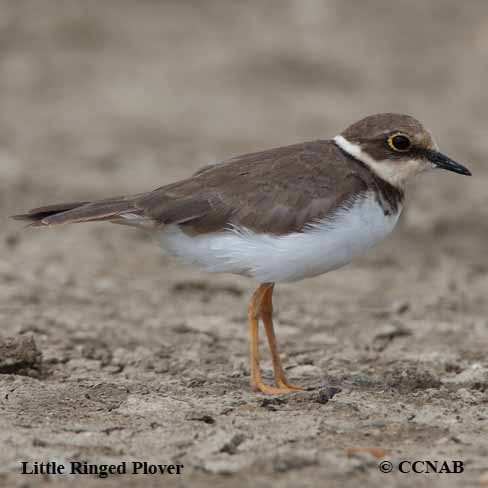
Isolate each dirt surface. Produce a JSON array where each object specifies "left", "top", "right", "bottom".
[{"left": 1, "top": 1, "right": 488, "bottom": 487}]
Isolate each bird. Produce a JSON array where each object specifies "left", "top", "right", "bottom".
[{"left": 12, "top": 113, "right": 471, "bottom": 395}]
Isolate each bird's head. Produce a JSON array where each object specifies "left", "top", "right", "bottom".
[{"left": 334, "top": 113, "right": 471, "bottom": 188}]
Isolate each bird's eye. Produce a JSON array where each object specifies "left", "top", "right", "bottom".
[{"left": 388, "top": 133, "right": 411, "bottom": 152}]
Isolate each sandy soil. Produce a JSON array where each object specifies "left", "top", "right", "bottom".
[{"left": 1, "top": 1, "right": 488, "bottom": 487}]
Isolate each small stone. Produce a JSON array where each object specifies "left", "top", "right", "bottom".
[
  {"left": 185, "top": 411, "right": 216, "bottom": 424},
  {"left": 314, "top": 386, "right": 341, "bottom": 404},
  {"left": 0, "top": 335, "right": 42, "bottom": 374}
]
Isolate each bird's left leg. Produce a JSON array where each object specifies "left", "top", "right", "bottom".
[{"left": 260, "top": 284, "right": 303, "bottom": 391}]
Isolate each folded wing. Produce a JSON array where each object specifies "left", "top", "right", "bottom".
[{"left": 12, "top": 140, "right": 367, "bottom": 234}]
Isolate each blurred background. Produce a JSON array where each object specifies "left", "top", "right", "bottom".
[
  {"left": 3, "top": 0, "right": 487, "bottom": 304},
  {"left": 1, "top": 2, "right": 488, "bottom": 486},
  {"left": 2, "top": 0, "right": 486, "bottom": 203}
]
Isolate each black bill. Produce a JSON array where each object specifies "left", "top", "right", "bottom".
[{"left": 422, "top": 148, "right": 472, "bottom": 176}]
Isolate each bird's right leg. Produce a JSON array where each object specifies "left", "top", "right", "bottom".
[{"left": 248, "top": 283, "right": 300, "bottom": 395}]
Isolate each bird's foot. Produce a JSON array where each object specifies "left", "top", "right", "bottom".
[
  {"left": 251, "top": 380, "right": 303, "bottom": 395},
  {"left": 275, "top": 380, "right": 303, "bottom": 391}
]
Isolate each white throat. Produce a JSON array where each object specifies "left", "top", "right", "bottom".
[{"left": 334, "top": 134, "right": 417, "bottom": 188}]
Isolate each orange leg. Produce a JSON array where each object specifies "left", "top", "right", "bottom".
[
  {"left": 261, "top": 284, "right": 303, "bottom": 391},
  {"left": 248, "top": 283, "right": 302, "bottom": 394},
  {"left": 248, "top": 284, "right": 267, "bottom": 391}
]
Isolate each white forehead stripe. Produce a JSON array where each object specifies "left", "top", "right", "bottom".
[{"left": 333, "top": 134, "right": 415, "bottom": 187}]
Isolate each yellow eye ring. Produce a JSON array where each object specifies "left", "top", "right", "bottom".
[{"left": 387, "top": 133, "right": 412, "bottom": 152}]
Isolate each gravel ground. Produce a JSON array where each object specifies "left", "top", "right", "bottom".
[{"left": 1, "top": 1, "right": 488, "bottom": 487}]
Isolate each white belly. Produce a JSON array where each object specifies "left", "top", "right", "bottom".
[{"left": 158, "top": 193, "right": 401, "bottom": 283}]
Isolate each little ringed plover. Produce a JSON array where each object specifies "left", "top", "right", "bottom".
[{"left": 13, "top": 113, "right": 471, "bottom": 395}]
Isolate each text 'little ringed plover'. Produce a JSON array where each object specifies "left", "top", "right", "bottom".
[{"left": 13, "top": 113, "right": 471, "bottom": 395}]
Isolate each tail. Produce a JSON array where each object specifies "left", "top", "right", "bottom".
[{"left": 11, "top": 196, "right": 142, "bottom": 227}]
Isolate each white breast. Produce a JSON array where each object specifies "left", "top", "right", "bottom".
[{"left": 158, "top": 193, "right": 402, "bottom": 283}]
